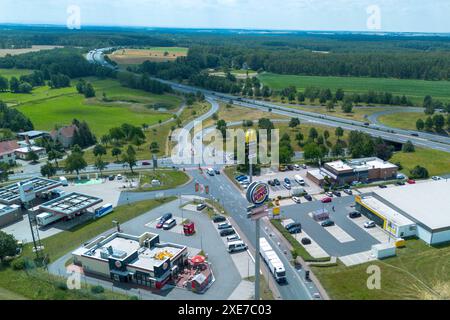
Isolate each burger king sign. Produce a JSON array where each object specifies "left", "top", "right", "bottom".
[{"left": 246, "top": 181, "right": 270, "bottom": 206}]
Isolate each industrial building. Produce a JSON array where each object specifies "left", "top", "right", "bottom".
[
  {"left": 72, "top": 232, "right": 189, "bottom": 289},
  {"left": 307, "top": 157, "right": 398, "bottom": 186},
  {"left": 356, "top": 180, "right": 450, "bottom": 245}
]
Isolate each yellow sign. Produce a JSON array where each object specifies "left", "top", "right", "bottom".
[{"left": 272, "top": 207, "right": 280, "bottom": 216}]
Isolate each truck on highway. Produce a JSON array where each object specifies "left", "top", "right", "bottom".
[
  {"left": 36, "top": 212, "right": 63, "bottom": 227},
  {"left": 259, "top": 238, "right": 287, "bottom": 283}
]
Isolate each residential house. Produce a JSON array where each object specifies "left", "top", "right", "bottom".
[
  {"left": 50, "top": 125, "right": 77, "bottom": 148},
  {"left": 0, "top": 140, "right": 19, "bottom": 165}
]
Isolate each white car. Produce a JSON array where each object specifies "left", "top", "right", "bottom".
[
  {"left": 364, "top": 221, "right": 376, "bottom": 228},
  {"left": 432, "top": 176, "right": 443, "bottom": 181},
  {"left": 117, "top": 174, "right": 123, "bottom": 180},
  {"left": 227, "top": 235, "right": 241, "bottom": 242},
  {"left": 294, "top": 164, "right": 300, "bottom": 170},
  {"left": 292, "top": 196, "right": 302, "bottom": 204}
]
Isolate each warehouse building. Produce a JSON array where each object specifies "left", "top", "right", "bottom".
[
  {"left": 73, "top": 232, "right": 188, "bottom": 289},
  {"left": 357, "top": 180, "right": 450, "bottom": 245},
  {"left": 307, "top": 157, "right": 398, "bottom": 186}
]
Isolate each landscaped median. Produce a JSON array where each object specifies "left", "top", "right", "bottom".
[
  {"left": 270, "top": 219, "right": 331, "bottom": 263},
  {"left": 0, "top": 197, "right": 176, "bottom": 300},
  {"left": 131, "top": 169, "right": 191, "bottom": 192}
]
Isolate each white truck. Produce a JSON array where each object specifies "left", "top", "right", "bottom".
[
  {"left": 294, "top": 174, "right": 305, "bottom": 186},
  {"left": 36, "top": 212, "right": 63, "bottom": 227},
  {"left": 259, "top": 238, "right": 287, "bottom": 283}
]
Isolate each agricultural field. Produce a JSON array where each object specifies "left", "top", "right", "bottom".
[
  {"left": 391, "top": 148, "right": 450, "bottom": 177},
  {"left": 259, "top": 72, "right": 450, "bottom": 104},
  {"left": 0, "top": 68, "right": 32, "bottom": 80},
  {"left": 107, "top": 47, "right": 188, "bottom": 65},
  {"left": 312, "top": 239, "right": 450, "bottom": 300},
  {"left": 209, "top": 69, "right": 258, "bottom": 80},
  {"left": 0, "top": 45, "right": 63, "bottom": 57}
]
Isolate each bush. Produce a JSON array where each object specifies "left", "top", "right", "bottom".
[
  {"left": 11, "top": 258, "right": 26, "bottom": 270},
  {"left": 129, "top": 295, "right": 140, "bottom": 300},
  {"left": 91, "top": 285, "right": 105, "bottom": 294},
  {"left": 56, "top": 282, "right": 68, "bottom": 291},
  {"left": 410, "top": 165, "right": 429, "bottom": 179}
]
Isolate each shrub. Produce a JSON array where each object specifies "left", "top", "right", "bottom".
[
  {"left": 56, "top": 282, "right": 68, "bottom": 291},
  {"left": 91, "top": 285, "right": 105, "bottom": 294},
  {"left": 11, "top": 258, "right": 26, "bottom": 270}
]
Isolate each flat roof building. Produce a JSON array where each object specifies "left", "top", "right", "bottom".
[
  {"left": 73, "top": 232, "right": 188, "bottom": 289},
  {"left": 357, "top": 180, "right": 450, "bottom": 244},
  {"left": 39, "top": 192, "right": 102, "bottom": 218},
  {"left": 0, "top": 177, "right": 62, "bottom": 205}
]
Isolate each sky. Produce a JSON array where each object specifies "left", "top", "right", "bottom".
[{"left": 0, "top": 0, "right": 449, "bottom": 33}]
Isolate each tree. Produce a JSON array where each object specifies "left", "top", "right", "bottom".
[
  {"left": 93, "top": 144, "right": 107, "bottom": 158},
  {"left": 303, "top": 143, "right": 326, "bottom": 164},
  {"left": 0, "top": 76, "right": 8, "bottom": 92},
  {"left": 335, "top": 127, "right": 344, "bottom": 140},
  {"left": 335, "top": 88, "right": 345, "bottom": 101},
  {"left": 122, "top": 147, "right": 137, "bottom": 174},
  {"left": 26, "top": 150, "right": 39, "bottom": 163},
  {"left": 374, "top": 137, "right": 393, "bottom": 161},
  {"left": 331, "top": 141, "right": 345, "bottom": 157},
  {"left": 410, "top": 165, "right": 429, "bottom": 179},
  {"left": 9, "top": 77, "right": 20, "bottom": 93},
  {"left": 94, "top": 157, "right": 107, "bottom": 177},
  {"left": 100, "top": 134, "right": 111, "bottom": 147},
  {"left": 416, "top": 118, "right": 425, "bottom": 131},
  {"left": 64, "top": 148, "right": 87, "bottom": 176},
  {"left": 402, "top": 140, "right": 415, "bottom": 153},
  {"left": 149, "top": 141, "right": 160, "bottom": 155},
  {"left": 295, "top": 132, "right": 304, "bottom": 143},
  {"left": 40, "top": 162, "right": 57, "bottom": 178},
  {"left": 326, "top": 100, "right": 335, "bottom": 112},
  {"left": 341, "top": 101, "right": 353, "bottom": 113},
  {"left": 289, "top": 118, "right": 300, "bottom": 128},
  {"left": 47, "top": 150, "right": 63, "bottom": 167},
  {"left": 433, "top": 114, "right": 445, "bottom": 132},
  {"left": 0, "top": 231, "right": 17, "bottom": 263},
  {"left": 425, "top": 117, "right": 434, "bottom": 131},
  {"left": 111, "top": 147, "right": 122, "bottom": 162},
  {"left": 83, "top": 83, "right": 96, "bottom": 98},
  {"left": 323, "top": 130, "right": 330, "bottom": 141},
  {"left": 18, "top": 82, "right": 32, "bottom": 93},
  {"left": 423, "top": 95, "right": 434, "bottom": 115},
  {"left": 308, "top": 127, "right": 318, "bottom": 141}
]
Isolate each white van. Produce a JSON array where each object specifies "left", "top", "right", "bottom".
[
  {"left": 294, "top": 175, "right": 305, "bottom": 185},
  {"left": 227, "top": 241, "right": 247, "bottom": 253},
  {"left": 59, "top": 176, "right": 68, "bottom": 186},
  {"left": 206, "top": 168, "right": 215, "bottom": 176}
]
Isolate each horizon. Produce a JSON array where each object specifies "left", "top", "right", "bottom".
[{"left": 1, "top": 0, "right": 449, "bottom": 33}]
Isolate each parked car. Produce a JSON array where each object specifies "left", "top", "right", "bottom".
[
  {"left": 378, "top": 184, "right": 388, "bottom": 189},
  {"left": 285, "top": 222, "right": 302, "bottom": 232},
  {"left": 321, "top": 219, "right": 335, "bottom": 227},
  {"left": 217, "top": 222, "right": 232, "bottom": 230},
  {"left": 396, "top": 181, "right": 406, "bottom": 186},
  {"left": 321, "top": 197, "right": 333, "bottom": 203},
  {"left": 279, "top": 166, "right": 287, "bottom": 172},
  {"left": 268, "top": 180, "right": 275, "bottom": 186},
  {"left": 284, "top": 177, "right": 291, "bottom": 185},
  {"left": 283, "top": 183, "right": 291, "bottom": 190},
  {"left": 348, "top": 211, "right": 361, "bottom": 219},
  {"left": 289, "top": 226, "right": 302, "bottom": 234},
  {"left": 364, "top": 221, "right": 376, "bottom": 228},
  {"left": 273, "top": 179, "right": 281, "bottom": 186},
  {"left": 407, "top": 179, "right": 416, "bottom": 184},
  {"left": 343, "top": 189, "right": 352, "bottom": 195},
  {"left": 301, "top": 238, "right": 312, "bottom": 245},
  {"left": 117, "top": 174, "right": 123, "bottom": 180},
  {"left": 301, "top": 164, "right": 307, "bottom": 169},
  {"left": 235, "top": 175, "right": 246, "bottom": 181},
  {"left": 142, "top": 161, "right": 150, "bottom": 166},
  {"left": 325, "top": 192, "right": 334, "bottom": 197},
  {"left": 432, "top": 176, "right": 443, "bottom": 181},
  {"left": 332, "top": 191, "right": 341, "bottom": 197},
  {"left": 162, "top": 218, "right": 176, "bottom": 230},
  {"left": 108, "top": 175, "right": 115, "bottom": 181},
  {"left": 304, "top": 194, "right": 313, "bottom": 201},
  {"left": 196, "top": 203, "right": 207, "bottom": 211},
  {"left": 214, "top": 169, "right": 221, "bottom": 175},
  {"left": 292, "top": 196, "right": 301, "bottom": 204},
  {"left": 227, "top": 241, "right": 247, "bottom": 253},
  {"left": 156, "top": 213, "right": 173, "bottom": 228},
  {"left": 294, "top": 164, "right": 300, "bottom": 170},
  {"left": 220, "top": 228, "right": 236, "bottom": 237},
  {"left": 226, "top": 235, "right": 241, "bottom": 242},
  {"left": 212, "top": 215, "right": 226, "bottom": 223},
  {"left": 286, "top": 165, "right": 294, "bottom": 171},
  {"left": 396, "top": 173, "right": 406, "bottom": 179}
]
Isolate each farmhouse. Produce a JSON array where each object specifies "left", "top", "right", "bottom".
[
  {"left": 50, "top": 125, "right": 77, "bottom": 148},
  {"left": 0, "top": 140, "right": 19, "bottom": 165}
]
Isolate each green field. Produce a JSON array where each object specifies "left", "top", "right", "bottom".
[
  {"left": 259, "top": 73, "right": 450, "bottom": 104},
  {"left": 378, "top": 112, "right": 424, "bottom": 131},
  {"left": 312, "top": 239, "right": 450, "bottom": 300},
  {"left": 134, "top": 169, "right": 190, "bottom": 192},
  {"left": 16, "top": 94, "right": 172, "bottom": 136},
  {"left": 391, "top": 148, "right": 450, "bottom": 176},
  {"left": 0, "top": 68, "right": 32, "bottom": 80}
]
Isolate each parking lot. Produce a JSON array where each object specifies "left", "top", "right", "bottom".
[{"left": 279, "top": 196, "right": 393, "bottom": 263}]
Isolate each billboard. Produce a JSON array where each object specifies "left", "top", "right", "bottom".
[
  {"left": 246, "top": 181, "right": 270, "bottom": 206},
  {"left": 18, "top": 181, "right": 36, "bottom": 203}
]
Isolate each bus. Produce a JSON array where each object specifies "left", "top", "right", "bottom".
[{"left": 94, "top": 203, "right": 114, "bottom": 218}]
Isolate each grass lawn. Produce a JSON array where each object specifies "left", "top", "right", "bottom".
[
  {"left": 0, "top": 68, "right": 32, "bottom": 79},
  {"left": 390, "top": 148, "right": 450, "bottom": 177},
  {"left": 0, "top": 286, "right": 27, "bottom": 300},
  {"left": 377, "top": 112, "right": 425, "bottom": 131},
  {"left": 245, "top": 276, "right": 274, "bottom": 300},
  {"left": 0, "top": 85, "right": 76, "bottom": 105},
  {"left": 312, "top": 239, "right": 450, "bottom": 300},
  {"left": 292, "top": 105, "right": 394, "bottom": 123},
  {"left": 133, "top": 169, "right": 190, "bottom": 192},
  {"left": 22, "top": 197, "right": 175, "bottom": 261},
  {"left": 259, "top": 72, "right": 450, "bottom": 104},
  {"left": 16, "top": 94, "right": 172, "bottom": 137}
]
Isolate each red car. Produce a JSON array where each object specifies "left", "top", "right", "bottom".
[
  {"left": 321, "top": 197, "right": 333, "bottom": 203},
  {"left": 142, "top": 161, "right": 151, "bottom": 166},
  {"left": 407, "top": 179, "right": 416, "bottom": 184}
]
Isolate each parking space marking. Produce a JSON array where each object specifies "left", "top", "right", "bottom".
[
  {"left": 339, "top": 250, "right": 376, "bottom": 267},
  {"left": 349, "top": 216, "right": 392, "bottom": 243},
  {"left": 322, "top": 224, "right": 355, "bottom": 243},
  {"left": 291, "top": 231, "right": 330, "bottom": 259},
  {"left": 145, "top": 215, "right": 185, "bottom": 234}
]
